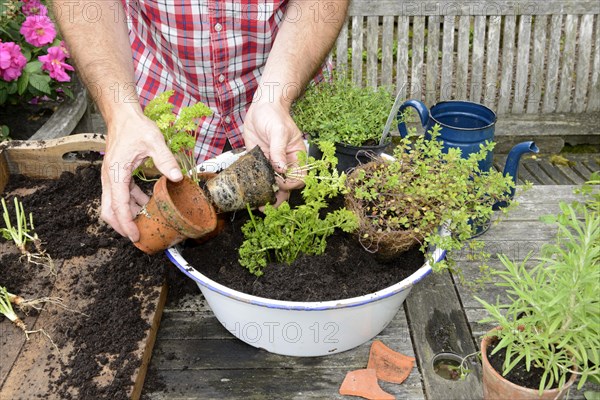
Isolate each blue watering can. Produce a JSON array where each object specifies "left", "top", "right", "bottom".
[{"left": 396, "top": 100, "right": 539, "bottom": 209}]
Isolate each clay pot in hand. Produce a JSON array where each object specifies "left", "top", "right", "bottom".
[
  {"left": 206, "top": 146, "right": 276, "bottom": 212},
  {"left": 133, "top": 175, "right": 217, "bottom": 255}
]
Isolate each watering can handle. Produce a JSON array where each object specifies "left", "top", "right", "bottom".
[{"left": 397, "top": 100, "right": 430, "bottom": 138}]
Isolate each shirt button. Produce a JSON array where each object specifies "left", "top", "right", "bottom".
[
  {"left": 214, "top": 23, "right": 222, "bottom": 32},
  {"left": 218, "top": 74, "right": 225, "bottom": 83},
  {"left": 224, "top": 116, "right": 232, "bottom": 124}
]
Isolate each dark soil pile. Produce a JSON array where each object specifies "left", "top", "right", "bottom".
[
  {"left": 0, "top": 166, "right": 167, "bottom": 399},
  {"left": 0, "top": 101, "right": 59, "bottom": 140},
  {"left": 182, "top": 197, "right": 425, "bottom": 302}
]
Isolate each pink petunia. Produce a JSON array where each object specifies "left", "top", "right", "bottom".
[
  {"left": 22, "top": 1, "right": 48, "bottom": 16},
  {"left": 39, "top": 46, "right": 74, "bottom": 82},
  {"left": 20, "top": 15, "right": 56, "bottom": 47},
  {"left": 0, "top": 42, "right": 27, "bottom": 81}
]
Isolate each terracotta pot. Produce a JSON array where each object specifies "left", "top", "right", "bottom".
[
  {"left": 206, "top": 146, "right": 276, "bottom": 212},
  {"left": 481, "top": 331, "right": 578, "bottom": 400},
  {"left": 133, "top": 175, "right": 217, "bottom": 254}
]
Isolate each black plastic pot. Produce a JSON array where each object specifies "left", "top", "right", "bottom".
[{"left": 308, "top": 140, "right": 390, "bottom": 173}]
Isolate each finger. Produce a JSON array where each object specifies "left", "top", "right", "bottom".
[
  {"left": 111, "top": 164, "right": 140, "bottom": 242},
  {"left": 130, "top": 183, "right": 150, "bottom": 206},
  {"left": 129, "top": 197, "right": 143, "bottom": 218},
  {"left": 150, "top": 141, "right": 183, "bottom": 182},
  {"left": 273, "top": 188, "right": 290, "bottom": 207}
]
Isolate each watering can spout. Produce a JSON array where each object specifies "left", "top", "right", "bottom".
[{"left": 494, "top": 141, "right": 539, "bottom": 209}]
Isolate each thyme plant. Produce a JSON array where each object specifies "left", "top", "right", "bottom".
[
  {"left": 476, "top": 188, "right": 600, "bottom": 393},
  {"left": 291, "top": 78, "right": 395, "bottom": 146},
  {"left": 238, "top": 142, "right": 359, "bottom": 276}
]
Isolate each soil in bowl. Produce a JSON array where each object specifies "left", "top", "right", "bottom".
[
  {"left": 0, "top": 165, "right": 167, "bottom": 399},
  {"left": 181, "top": 193, "right": 426, "bottom": 302}
]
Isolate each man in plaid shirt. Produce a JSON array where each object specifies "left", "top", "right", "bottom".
[{"left": 52, "top": 0, "right": 349, "bottom": 242}]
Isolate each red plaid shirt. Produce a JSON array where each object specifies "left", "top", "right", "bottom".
[{"left": 122, "top": 0, "right": 327, "bottom": 162}]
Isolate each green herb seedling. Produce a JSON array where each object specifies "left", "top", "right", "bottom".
[{"left": 1, "top": 197, "right": 55, "bottom": 274}]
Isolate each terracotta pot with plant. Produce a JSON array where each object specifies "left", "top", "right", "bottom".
[
  {"left": 291, "top": 78, "right": 400, "bottom": 173},
  {"left": 475, "top": 186, "right": 600, "bottom": 399},
  {"left": 344, "top": 124, "right": 516, "bottom": 266},
  {"left": 132, "top": 91, "right": 276, "bottom": 254}
]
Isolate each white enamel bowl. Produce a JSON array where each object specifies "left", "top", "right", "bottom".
[{"left": 166, "top": 150, "right": 446, "bottom": 357}]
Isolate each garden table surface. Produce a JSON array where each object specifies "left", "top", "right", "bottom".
[{"left": 142, "top": 154, "right": 599, "bottom": 400}]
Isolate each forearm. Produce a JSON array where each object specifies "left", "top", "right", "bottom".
[
  {"left": 50, "top": 0, "right": 140, "bottom": 125},
  {"left": 258, "top": 0, "right": 349, "bottom": 108}
]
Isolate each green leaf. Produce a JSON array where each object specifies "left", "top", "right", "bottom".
[
  {"left": 24, "top": 61, "right": 42, "bottom": 74},
  {"left": 28, "top": 74, "right": 52, "bottom": 94},
  {"left": 17, "top": 72, "right": 30, "bottom": 95}
]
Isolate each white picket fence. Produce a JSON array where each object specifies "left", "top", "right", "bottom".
[{"left": 332, "top": 0, "right": 600, "bottom": 114}]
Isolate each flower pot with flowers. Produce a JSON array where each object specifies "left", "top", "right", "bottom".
[
  {"left": 475, "top": 180, "right": 600, "bottom": 400},
  {"left": 0, "top": 0, "right": 86, "bottom": 141}
]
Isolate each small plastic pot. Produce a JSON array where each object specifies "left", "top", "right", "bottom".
[
  {"left": 133, "top": 175, "right": 217, "bottom": 255},
  {"left": 481, "top": 330, "right": 578, "bottom": 400},
  {"left": 206, "top": 146, "right": 276, "bottom": 212}
]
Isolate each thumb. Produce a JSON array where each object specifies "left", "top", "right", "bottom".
[{"left": 150, "top": 142, "right": 183, "bottom": 181}]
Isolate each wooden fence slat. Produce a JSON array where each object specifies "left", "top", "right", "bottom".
[
  {"left": 347, "top": 1, "right": 600, "bottom": 17},
  {"left": 440, "top": 15, "right": 455, "bottom": 101},
  {"left": 351, "top": 15, "right": 364, "bottom": 87},
  {"left": 381, "top": 16, "right": 395, "bottom": 89},
  {"left": 526, "top": 15, "right": 548, "bottom": 113},
  {"left": 573, "top": 14, "right": 594, "bottom": 112},
  {"left": 498, "top": 15, "right": 516, "bottom": 114},
  {"left": 556, "top": 15, "right": 578, "bottom": 112},
  {"left": 411, "top": 16, "right": 425, "bottom": 100},
  {"left": 425, "top": 15, "right": 440, "bottom": 105},
  {"left": 396, "top": 16, "right": 410, "bottom": 99},
  {"left": 470, "top": 16, "right": 486, "bottom": 103},
  {"left": 512, "top": 15, "right": 532, "bottom": 113},
  {"left": 588, "top": 16, "right": 600, "bottom": 112},
  {"left": 542, "top": 15, "right": 563, "bottom": 113},
  {"left": 456, "top": 15, "right": 471, "bottom": 99},
  {"left": 366, "top": 16, "right": 379, "bottom": 88},
  {"left": 334, "top": 18, "right": 349, "bottom": 76},
  {"left": 484, "top": 16, "right": 501, "bottom": 109}
]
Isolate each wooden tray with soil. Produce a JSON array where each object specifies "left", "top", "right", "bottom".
[{"left": 0, "top": 135, "right": 168, "bottom": 400}]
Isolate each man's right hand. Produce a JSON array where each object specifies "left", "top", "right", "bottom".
[{"left": 100, "top": 107, "right": 183, "bottom": 242}]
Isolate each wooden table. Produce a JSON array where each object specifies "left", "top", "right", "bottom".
[{"left": 143, "top": 182, "right": 599, "bottom": 399}]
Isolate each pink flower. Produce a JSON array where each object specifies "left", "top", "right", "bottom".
[
  {"left": 0, "top": 42, "right": 27, "bottom": 81},
  {"left": 39, "top": 46, "right": 74, "bottom": 82},
  {"left": 59, "top": 41, "right": 70, "bottom": 58},
  {"left": 22, "top": 1, "right": 48, "bottom": 16},
  {"left": 20, "top": 15, "right": 56, "bottom": 47}
]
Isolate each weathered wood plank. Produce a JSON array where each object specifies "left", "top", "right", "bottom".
[
  {"left": 411, "top": 16, "right": 425, "bottom": 100},
  {"left": 555, "top": 164, "right": 587, "bottom": 184},
  {"left": 440, "top": 15, "right": 455, "bottom": 101},
  {"left": 351, "top": 15, "right": 364, "bottom": 86},
  {"left": 484, "top": 16, "right": 502, "bottom": 110},
  {"left": 574, "top": 14, "right": 595, "bottom": 112},
  {"left": 470, "top": 16, "right": 486, "bottom": 103},
  {"left": 425, "top": 15, "right": 441, "bottom": 105},
  {"left": 523, "top": 160, "right": 559, "bottom": 184},
  {"left": 512, "top": 15, "right": 532, "bottom": 113},
  {"left": 404, "top": 270, "right": 483, "bottom": 400},
  {"left": 526, "top": 15, "right": 548, "bottom": 114},
  {"left": 366, "top": 16, "right": 379, "bottom": 88},
  {"left": 143, "top": 367, "right": 424, "bottom": 400},
  {"left": 347, "top": 1, "right": 600, "bottom": 17},
  {"left": 380, "top": 16, "right": 394, "bottom": 89},
  {"left": 456, "top": 15, "right": 471, "bottom": 100},
  {"left": 542, "top": 15, "right": 563, "bottom": 113},
  {"left": 334, "top": 17, "right": 349, "bottom": 74},
  {"left": 556, "top": 15, "right": 578, "bottom": 112},
  {"left": 588, "top": 16, "right": 600, "bottom": 112},
  {"left": 396, "top": 16, "right": 410, "bottom": 99},
  {"left": 497, "top": 15, "right": 516, "bottom": 114},
  {"left": 536, "top": 159, "right": 578, "bottom": 185}
]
